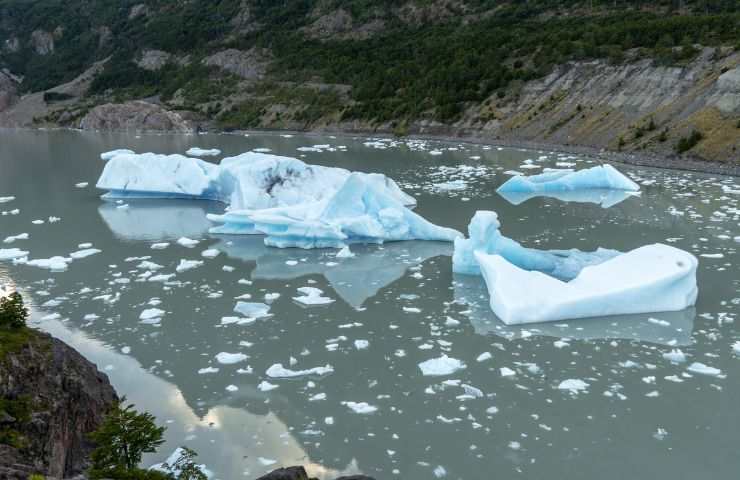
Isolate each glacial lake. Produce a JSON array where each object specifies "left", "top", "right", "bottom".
[{"left": 1, "top": 129, "right": 739, "bottom": 480}]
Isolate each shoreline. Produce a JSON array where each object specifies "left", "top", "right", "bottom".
[{"left": 3, "top": 125, "right": 739, "bottom": 177}]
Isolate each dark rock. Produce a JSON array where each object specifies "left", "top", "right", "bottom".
[
  {"left": 256, "top": 466, "right": 318, "bottom": 480},
  {"left": 0, "top": 330, "right": 118, "bottom": 478},
  {"left": 79, "top": 101, "right": 195, "bottom": 132}
]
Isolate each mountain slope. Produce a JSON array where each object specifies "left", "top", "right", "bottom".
[{"left": 0, "top": 0, "right": 738, "bottom": 164}]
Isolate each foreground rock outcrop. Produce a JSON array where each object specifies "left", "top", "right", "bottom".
[
  {"left": 79, "top": 101, "right": 195, "bottom": 132},
  {"left": 0, "top": 329, "right": 118, "bottom": 479},
  {"left": 256, "top": 466, "right": 375, "bottom": 480}
]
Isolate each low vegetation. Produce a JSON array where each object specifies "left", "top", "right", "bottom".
[{"left": 676, "top": 129, "right": 704, "bottom": 153}]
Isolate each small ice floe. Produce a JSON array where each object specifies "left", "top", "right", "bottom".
[
  {"left": 3, "top": 233, "right": 28, "bottom": 243},
  {"left": 151, "top": 242, "right": 170, "bottom": 250},
  {"left": 176, "top": 259, "right": 203, "bottom": 273},
  {"left": 342, "top": 401, "right": 378, "bottom": 414},
  {"left": 653, "top": 428, "right": 668, "bottom": 441},
  {"left": 139, "top": 308, "right": 164, "bottom": 324},
  {"left": 186, "top": 147, "right": 221, "bottom": 157},
  {"left": 497, "top": 164, "right": 639, "bottom": 194},
  {"left": 293, "top": 287, "right": 334, "bottom": 306},
  {"left": 433, "top": 466, "right": 447, "bottom": 478},
  {"left": 336, "top": 245, "right": 355, "bottom": 258},
  {"left": 25, "top": 256, "right": 73, "bottom": 272},
  {"left": 75, "top": 182, "right": 89, "bottom": 188},
  {"left": 69, "top": 248, "right": 101, "bottom": 259},
  {"left": 201, "top": 248, "right": 220, "bottom": 258},
  {"left": 0, "top": 249, "right": 28, "bottom": 261},
  {"left": 354, "top": 339, "right": 369, "bottom": 350},
  {"left": 500, "top": 367, "right": 516, "bottom": 377},
  {"left": 418, "top": 355, "right": 466, "bottom": 376},
  {"left": 662, "top": 349, "right": 687, "bottom": 363},
  {"left": 176, "top": 237, "right": 199, "bottom": 248},
  {"left": 266, "top": 363, "right": 334, "bottom": 378},
  {"left": 225, "top": 384, "right": 239, "bottom": 392},
  {"left": 100, "top": 149, "right": 135, "bottom": 161},
  {"left": 557, "top": 379, "right": 589, "bottom": 393},
  {"left": 258, "top": 380, "right": 278, "bottom": 391},
  {"left": 476, "top": 352, "right": 492, "bottom": 362},
  {"left": 215, "top": 352, "right": 248, "bottom": 364},
  {"left": 220, "top": 316, "right": 254, "bottom": 326},
  {"left": 687, "top": 362, "right": 723, "bottom": 377},
  {"left": 198, "top": 367, "right": 219, "bottom": 374},
  {"left": 0, "top": 196, "right": 15, "bottom": 203},
  {"left": 732, "top": 341, "right": 740, "bottom": 355},
  {"left": 233, "top": 302, "right": 271, "bottom": 318}
]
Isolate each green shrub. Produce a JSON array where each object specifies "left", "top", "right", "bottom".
[
  {"left": 675, "top": 129, "right": 704, "bottom": 153},
  {"left": 0, "top": 292, "right": 28, "bottom": 329}
]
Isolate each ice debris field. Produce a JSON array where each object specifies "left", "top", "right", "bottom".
[{"left": 1, "top": 132, "right": 739, "bottom": 480}]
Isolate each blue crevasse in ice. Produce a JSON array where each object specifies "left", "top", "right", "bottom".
[
  {"left": 208, "top": 173, "right": 463, "bottom": 248},
  {"left": 452, "top": 210, "right": 619, "bottom": 280},
  {"left": 496, "top": 165, "right": 640, "bottom": 194}
]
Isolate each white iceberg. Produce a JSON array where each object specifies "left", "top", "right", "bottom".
[
  {"left": 100, "top": 149, "right": 135, "bottom": 161},
  {"left": 233, "top": 301, "right": 271, "bottom": 319},
  {"left": 418, "top": 355, "right": 467, "bottom": 376},
  {"left": 497, "top": 189, "right": 636, "bottom": 208},
  {"left": 265, "top": 363, "right": 334, "bottom": 378},
  {"left": 453, "top": 210, "right": 618, "bottom": 279},
  {"left": 0, "top": 248, "right": 29, "bottom": 261},
  {"left": 186, "top": 147, "right": 221, "bottom": 157},
  {"left": 210, "top": 173, "right": 461, "bottom": 248},
  {"left": 292, "top": 287, "right": 335, "bottom": 306},
  {"left": 474, "top": 243, "right": 698, "bottom": 325},
  {"left": 497, "top": 165, "right": 639, "bottom": 194}
]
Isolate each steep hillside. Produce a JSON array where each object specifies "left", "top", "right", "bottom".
[{"left": 0, "top": 0, "right": 738, "bottom": 164}]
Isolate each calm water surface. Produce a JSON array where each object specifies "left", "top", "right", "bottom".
[{"left": 1, "top": 130, "right": 739, "bottom": 479}]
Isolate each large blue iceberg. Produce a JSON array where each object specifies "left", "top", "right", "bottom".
[
  {"left": 209, "top": 173, "right": 462, "bottom": 248},
  {"left": 452, "top": 210, "right": 619, "bottom": 280},
  {"left": 497, "top": 164, "right": 640, "bottom": 194}
]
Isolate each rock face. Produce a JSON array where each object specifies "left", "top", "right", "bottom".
[
  {"left": 30, "top": 29, "right": 55, "bottom": 55},
  {"left": 136, "top": 49, "right": 173, "bottom": 71},
  {"left": 203, "top": 48, "right": 269, "bottom": 79},
  {"left": 0, "top": 330, "right": 118, "bottom": 479},
  {"left": 0, "top": 70, "right": 19, "bottom": 112},
  {"left": 79, "top": 101, "right": 195, "bottom": 132}
]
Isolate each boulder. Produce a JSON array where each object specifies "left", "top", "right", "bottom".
[
  {"left": 79, "top": 101, "right": 195, "bottom": 132},
  {"left": 256, "top": 466, "right": 317, "bottom": 480},
  {"left": 202, "top": 48, "right": 269, "bottom": 79},
  {"left": 0, "top": 71, "right": 19, "bottom": 112}
]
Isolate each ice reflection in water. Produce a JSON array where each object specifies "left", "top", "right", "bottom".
[{"left": 497, "top": 188, "right": 636, "bottom": 208}]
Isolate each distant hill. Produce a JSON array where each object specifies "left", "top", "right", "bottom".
[{"left": 1, "top": 0, "right": 738, "bottom": 164}]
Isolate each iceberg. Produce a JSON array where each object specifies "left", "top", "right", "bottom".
[
  {"left": 209, "top": 173, "right": 462, "bottom": 248},
  {"left": 453, "top": 211, "right": 618, "bottom": 280},
  {"left": 497, "top": 188, "right": 636, "bottom": 208},
  {"left": 186, "top": 147, "right": 221, "bottom": 157},
  {"left": 100, "top": 149, "right": 135, "bottom": 161},
  {"left": 474, "top": 243, "right": 698, "bottom": 325},
  {"left": 96, "top": 151, "right": 414, "bottom": 210},
  {"left": 497, "top": 165, "right": 639, "bottom": 194}
]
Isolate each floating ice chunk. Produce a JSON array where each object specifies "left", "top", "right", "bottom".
[
  {"left": 258, "top": 380, "right": 278, "bottom": 391},
  {"left": 474, "top": 243, "right": 698, "bottom": 325},
  {"left": 3, "top": 233, "right": 28, "bottom": 244},
  {"left": 139, "top": 308, "right": 164, "bottom": 324},
  {"left": 687, "top": 362, "right": 722, "bottom": 377},
  {"left": 100, "top": 149, "right": 135, "bottom": 161},
  {"left": 97, "top": 153, "right": 219, "bottom": 199},
  {"left": 25, "top": 256, "right": 72, "bottom": 272},
  {"left": 177, "top": 237, "right": 199, "bottom": 248},
  {"left": 0, "top": 248, "right": 29, "bottom": 260},
  {"left": 69, "top": 248, "right": 101, "bottom": 259},
  {"left": 733, "top": 341, "right": 740, "bottom": 355},
  {"left": 186, "top": 147, "right": 221, "bottom": 157},
  {"left": 198, "top": 367, "right": 219, "bottom": 374},
  {"left": 336, "top": 245, "right": 355, "bottom": 258},
  {"left": 354, "top": 339, "right": 369, "bottom": 350},
  {"left": 176, "top": 259, "right": 203, "bottom": 273},
  {"left": 453, "top": 210, "right": 619, "bottom": 279},
  {"left": 498, "top": 189, "right": 635, "bottom": 208},
  {"left": 662, "top": 349, "right": 687, "bottom": 363},
  {"left": 225, "top": 384, "right": 239, "bottom": 392},
  {"left": 215, "top": 173, "right": 460, "bottom": 248},
  {"left": 215, "top": 352, "right": 248, "bottom": 364},
  {"left": 0, "top": 196, "right": 15, "bottom": 203},
  {"left": 433, "top": 466, "right": 447, "bottom": 478},
  {"left": 233, "top": 302, "right": 271, "bottom": 318},
  {"left": 293, "top": 287, "right": 335, "bottom": 306},
  {"left": 476, "top": 352, "right": 492, "bottom": 362},
  {"left": 497, "top": 165, "right": 639, "bottom": 193},
  {"left": 149, "top": 273, "right": 175, "bottom": 282},
  {"left": 558, "top": 379, "right": 589, "bottom": 393},
  {"left": 75, "top": 182, "right": 89, "bottom": 188},
  {"left": 342, "top": 401, "right": 378, "bottom": 414},
  {"left": 201, "top": 248, "right": 220, "bottom": 258},
  {"left": 500, "top": 367, "right": 516, "bottom": 377},
  {"left": 266, "top": 363, "right": 334, "bottom": 378},
  {"left": 418, "top": 355, "right": 466, "bottom": 376},
  {"left": 151, "top": 242, "right": 169, "bottom": 250}
]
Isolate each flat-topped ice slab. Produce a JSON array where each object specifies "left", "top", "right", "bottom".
[
  {"left": 497, "top": 188, "right": 636, "bottom": 208},
  {"left": 209, "top": 173, "right": 462, "bottom": 248},
  {"left": 453, "top": 210, "right": 619, "bottom": 280},
  {"left": 474, "top": 244, "right": 698, "bottom": 325},
  {"left": 497, "top": 165, "right": 640, "bottom": 194}
]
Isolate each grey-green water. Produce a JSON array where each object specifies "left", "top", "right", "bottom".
[{"left": 1, "top": 130, "right": 739, "bottom": 479}]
